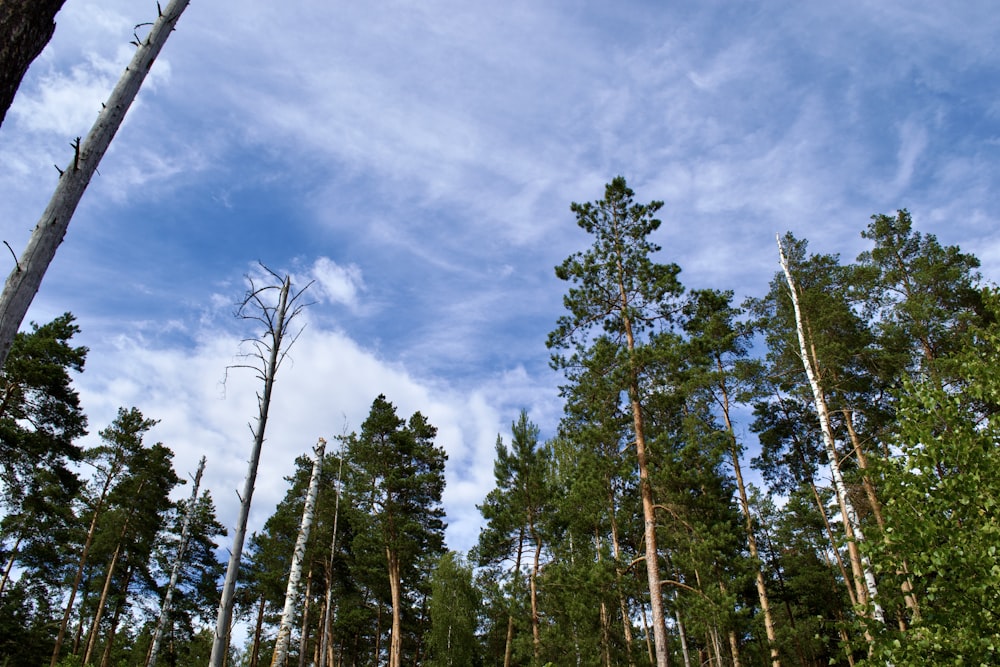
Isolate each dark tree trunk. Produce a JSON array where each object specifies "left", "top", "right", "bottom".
[{"left": 0, "top": 0, "right": 66, "bottom": 128}]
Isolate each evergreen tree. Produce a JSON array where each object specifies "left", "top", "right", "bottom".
[
  {"left": 548, "top": 176, "right": 683, "bottom": 667},
  {"left": 343, "top": 395, "right": 447, "bottom": 667}
]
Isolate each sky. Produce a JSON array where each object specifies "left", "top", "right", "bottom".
[{"left": 1, "top": 0, "right": 999, "bottom": 558}]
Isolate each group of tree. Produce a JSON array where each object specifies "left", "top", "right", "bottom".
[
  {"left": 2, "top": 176, "right": 999, "bottom": 667},
  {"left": 0, "top": 317, "right": 226, "bottom": 667}
]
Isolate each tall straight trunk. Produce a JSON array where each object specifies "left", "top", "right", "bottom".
[
  {"left": 147, "top": 456, "right": 206, "bottom": 667},
  {"left": 529, "top": 516, "right": 542, "bottom": 664},
  {"left": 318, "top": 444, "right": 344, "bottom": 667},
  {"left": 777, "top": 236, "right": 884, "bottom": 624},
  {"left": 619, "top": 300, "right": 669, "bottom": 667},
  {"left": 0, "top": 0, "right": 191, "bottom": 369},
  {"left": 503, "top": 525, "right": 525, "bottom": 667},
  {"left": 272, "top": 438, "right": 326, "bottom": 667},
  {"left": 387, "top": 545, "right": 403, "bottom": 667},
  {"left": 249, "top": 595, "right": 266, "bottom": 667},
  {"left": 298, "top": 565, "right": 314, "bottom": 667},
  {"left": 716, "top": 363, "right": 780, "bottom": 667},
  {"left": 212, "top": 273, "right": 305, "bottom": 667}
]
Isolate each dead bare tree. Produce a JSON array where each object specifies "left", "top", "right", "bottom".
[
  {"left": 0, "top": 0, "right": 191, "bottom": 369},
  {"left": 209, "top": 266, "right": 312, "bottom": 667}
]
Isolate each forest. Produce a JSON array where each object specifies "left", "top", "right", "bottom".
[{"left": 2, "top": 176, "right": 998, "bottom": 667}]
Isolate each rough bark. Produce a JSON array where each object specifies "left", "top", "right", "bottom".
[
  {"left": 147, "top": 457, "right": 206, "bottom": 667},
  {"left": 271, "top": 439, "right": 326, "bottom": 667},
  {"left": 0, "top": 0, "right": 191, "bottom": 370},
  {"left": 0, "top": 0, "right": 66, "bottom": 128},
  {"left": 777, "top": 235, "right": 884, "bottom": 623}
]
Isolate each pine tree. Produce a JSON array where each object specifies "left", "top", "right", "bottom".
[
  {"left": 548, "top": 176, "right": 683, "bottom": 667},
  {"left": 343, "top": 395, "right": 447, "bottom": 667}
]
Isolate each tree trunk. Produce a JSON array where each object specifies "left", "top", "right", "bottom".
[
  {"left": 0, "top": 0, "right": 66, "bottom": 128},
  {"left": 0, "top": 0, "right": 191, "bottom": 369},
  {"left": 503, "top": 525, "right": 524, "bottom": 667},
  {"left": 529, "top": 516, "right": 542, "bottom": 664},
  {"left": 318, "top": 444, "right": 344, "bottom": 667},
  {"left": 298, "top": 565, "right": 314, "bottom": 667},
  {"left": 615, "top": 255, "right": 670, "bottom": 667},
  {"left": 212, "top": 273, "right": 306, "bottom": 667},
  {"left": 147, "top": 457, "right": 206, "bottom": 667},
  {"left": 272, "top": 438, "right": 326, "bottom": 667},
  {"left": 716, "top": 362, "right": 780, "bottom": 667},
  {"left": 387, "top": 545, "right": 403, "bottom": 667},
  {"left": 250, "top": 595, "right": 266, "bottom": 667},
  {"left": 777, "top": 236, "right": 884, "bottom": 624}
]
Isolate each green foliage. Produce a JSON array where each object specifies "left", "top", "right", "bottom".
[
  {"left": 426, "top": 551, "right": 481, "bottom": 667},
  {"left": 863, "top": 291, "right": 1000, "bottom": 665}
]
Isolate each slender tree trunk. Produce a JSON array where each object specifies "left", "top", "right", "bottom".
[
  {"left": 529, "top": 516, "right": 542, "bottom": 664},
  {"left": 777, "top": 236, "right": 884, "bottom": 624},
  {"left": 272, "top": 438, "right": 326, "bottom": 667},
  {"left": 147, "top": 457, "right": 206, "bottom": 667},
  {"left": 212, "top": 273, "right": 305, "bottom": 667},
  {"left": 0, "top": 0, "right": 67, "bottom": 128},
  {"left": 716, "top": 362, "right": 780, "bottom": 667},
  {"left": 676, "top": 605, "right": 691, "bottom": 667},
  {"left": 82, "top": 535, "right": 124, "bottom": 666},
  {"left": 503, "top": 525, "right": 525, "bottom": 667},
  {"left": 387, "top": 548, "right": 403, "bottom": 667},
  {"left": 250, "top": 595, "right": 266, "bottom": 667},
  {"left": 298, "top": 565, "right": 314, "bottom": 667},
  {"left": 0, "top": 0, "right": 191, "bottom": 369},
  {"left": 319, "top": 444, "right": 345, "bottom": 667}
]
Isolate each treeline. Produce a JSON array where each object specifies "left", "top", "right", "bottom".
[{"left": 2, "top": 177, "right": 999, "bottom": 666}]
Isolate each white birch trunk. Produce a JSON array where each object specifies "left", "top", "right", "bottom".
[
  {"left": 776, "top": 235, "right": 885, "bottom": 623},
  {"left": 271, "top": 438, "right": 326, "bottom": 667},
  {"left": 146, "top": 456, "right": 206, "bottom": 667},
  {"left": 0, "top": 0, "right": 191, "bottom": 369}
]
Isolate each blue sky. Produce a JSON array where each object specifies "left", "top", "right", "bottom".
[{"left": 1, "top": 0, "right": 998, "bottom": 555}]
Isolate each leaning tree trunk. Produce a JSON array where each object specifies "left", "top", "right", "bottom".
[
  {"left": 0, "top": 0, "right": 67, "bottom": 128},
  {"left": 777, "top": 235, "right": 884, "bottom": 623},
  {"left": 271, "top": 438, "right": 326, "bottom": 667},
  {"left": 147, "top": 456, "right": 206, "bottom": 667},
  {"left": 210, "top": 271, "right": 310, "bottom": 667},
  {"left": 0, "top": 0, "right": 190, "bottom": 370}
]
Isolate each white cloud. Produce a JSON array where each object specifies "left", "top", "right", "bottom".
[
  {"left": 303, "top": 256, "right": 365, "bottom": 309},
  {"left": 73, "top": 309, "right": 545, "bottom": 555}
]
